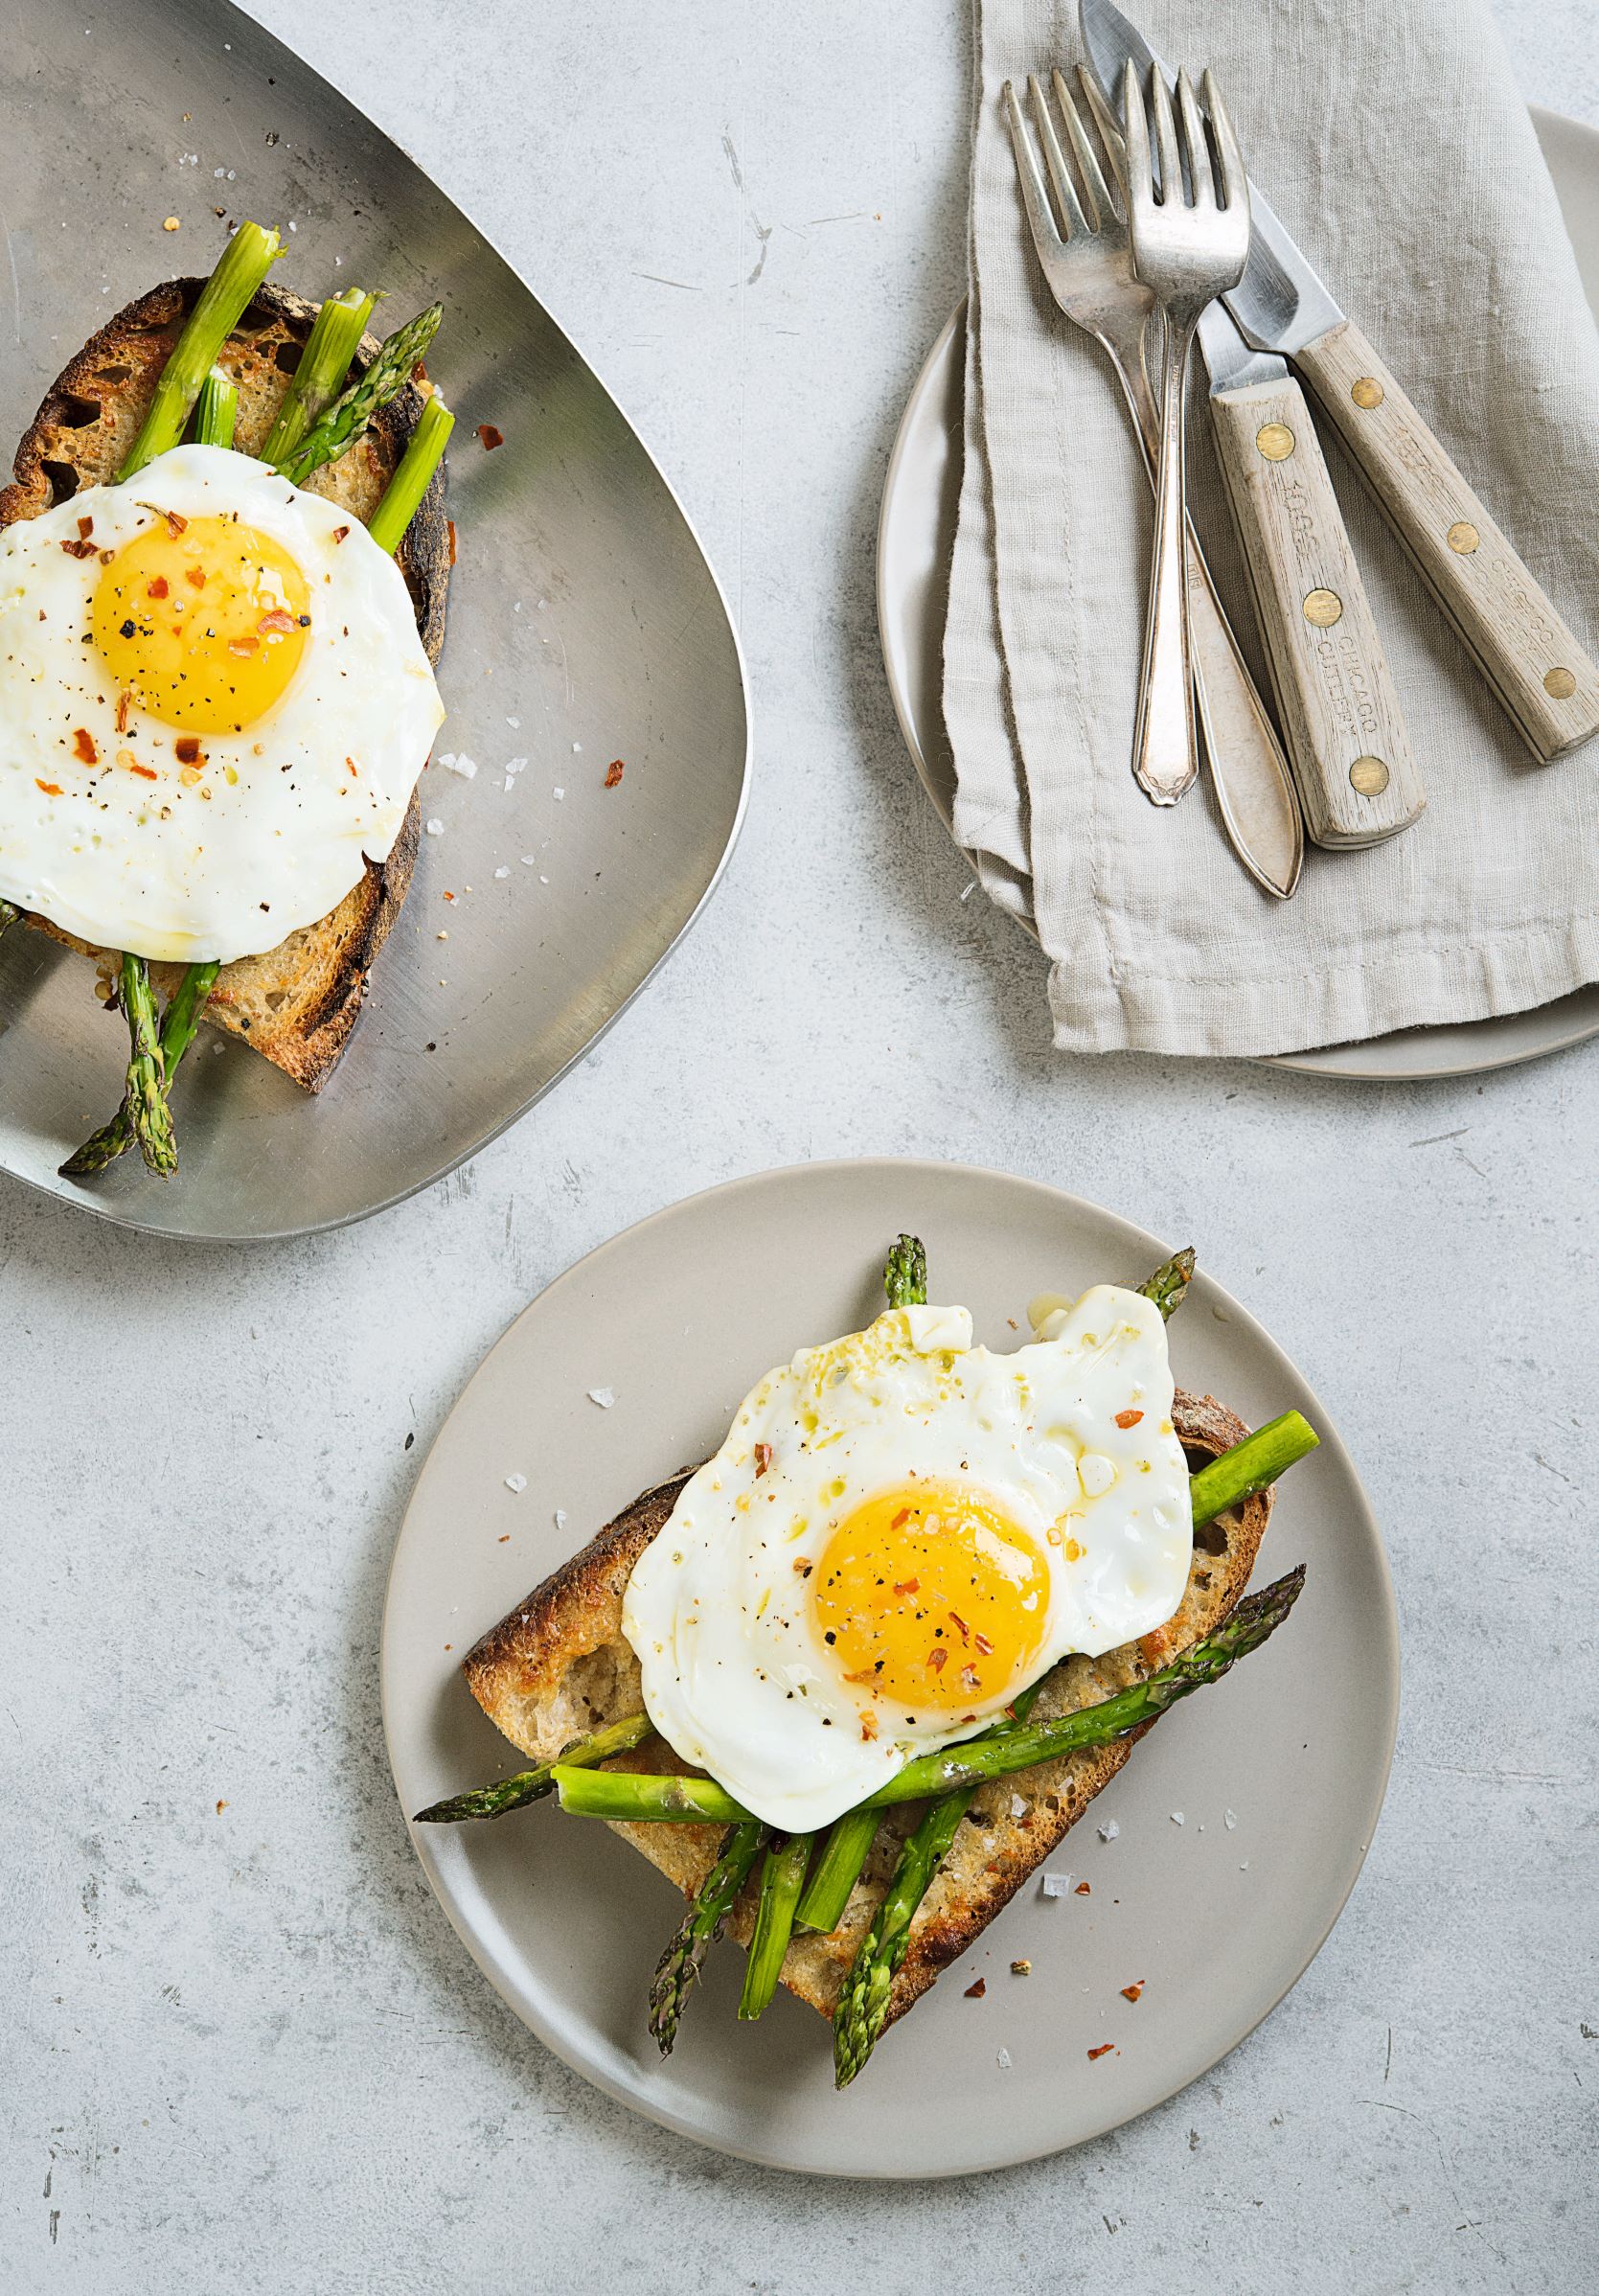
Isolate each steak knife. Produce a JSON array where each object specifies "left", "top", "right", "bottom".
[
  {"left": 1199, "top": 300, "right": 1424, "bottom": 845},
  {"left": 1081, "top": 0, "right": 1599, "bottom": 765}
]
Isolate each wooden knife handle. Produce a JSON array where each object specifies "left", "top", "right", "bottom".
[
  {"left": 1208, "top": 371, "right": 1425, "bottom": 848},
  {"left": 1295, "top": 317, "right": 1599, "bottom": 763}
]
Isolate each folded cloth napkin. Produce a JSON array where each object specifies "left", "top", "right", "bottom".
[{"left": 945, "top": 0, "right": 1599, "bottom": 1056}]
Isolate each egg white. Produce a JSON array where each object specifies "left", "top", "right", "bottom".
[
  {"left": 0, "top": 444, "right": 445, "bottom": 963},
  {"left": 621, "top": 1285, "right": 1192, "bottom": 1832}
]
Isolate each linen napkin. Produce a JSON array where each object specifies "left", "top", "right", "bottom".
[{"left": 945, "top": 0, "right": 1599, "bottom": 1056}]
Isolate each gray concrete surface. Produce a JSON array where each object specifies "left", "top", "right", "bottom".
[{"left": 4, "top": 3, "right": 1596, "bottom": 2290}]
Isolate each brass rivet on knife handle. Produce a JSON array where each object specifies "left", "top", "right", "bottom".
[
  {"left": 1293, "top": 316, "right": 1599, "bottom": 761},
  {"left": 1208, "top": 368, "right": 1424, "bottom": 847},
  {"left": 1255, "top": 422, "right": 1294, "bottom": 462}
]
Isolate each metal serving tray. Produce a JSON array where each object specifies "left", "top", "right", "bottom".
[{"left": 0, "top": 0, "right": 749, "bottom": 1238}]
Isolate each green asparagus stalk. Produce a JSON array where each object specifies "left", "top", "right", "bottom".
[
  {"left": 883, "top": 1233, "right": 927, "bottom": 1310},
  {"left": 275, "top": 302, "right": 443, "bottom": 487},
  {"left": 366, "top": 391, "right": 454, "bottom": 557},
  {"left": 794, "top": 1805, "right": 880, "bottom": 1933},
  {"left": 555, "top": 1566, "right": 1307, "bottom": 1828},
  {"left": 261, "top": 286, "right": 375, "bottom": 467},
  {"left": 738, "top": 1832, "right": 812, "bottom": 2020},
  {"left": 1137, "top": 1245, "right": 1196, "bottom": 1320},
  {"left": 1191, "top": 1411, "right": 1317, "bottom": 1527},
  {"left": 187, "top": 364, "right": 238, "bottom": 448},
  {"left": 649, "top": 1820, "right": 765, "bottom": 2055},
  {"left": 0, "top": 899, "right": 18, "bottom": 938},
  {"left": 117, "top": 953, "right": 176, "bottom": 1177},
  {"left": 118, "top": 221, "right": 282, "bottom": 479},
  {"left": 411, "top": 1711, "right": 653, "bottom": 1825}
]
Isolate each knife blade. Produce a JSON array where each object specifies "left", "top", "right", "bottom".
[
  {"left": 1196, "top": 304, "right": 1425, "bottom": 845},
  {"left": 1080, "top": 0, "right": 1599, "bottom": 763}
]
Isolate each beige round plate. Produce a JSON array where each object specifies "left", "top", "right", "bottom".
[
  {"left": 383, "top": 1159, "right": 1397, "bottom": 2176},
  {"left": 878, "top": 106, "right": 1599, "bottom": 1082}
]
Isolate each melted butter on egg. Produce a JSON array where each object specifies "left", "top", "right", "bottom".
[{"left": 91, "top": 515, "right": 310, "bottom": 733}]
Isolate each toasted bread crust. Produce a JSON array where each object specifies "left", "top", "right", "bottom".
[
  {"left": 463, "top": 1388, "right": 1274, "bottom": 2036},
  {"left": 0, "top": 276, "right": 450, "bottom": 1091}
]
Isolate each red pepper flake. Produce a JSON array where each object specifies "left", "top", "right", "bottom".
[
  {"left": 1087, "top": 2043, "right": 1115, "bottom": 2061},
  {"left": 115, "top": 690, "right": 131, "bottom": 734},
  {"left": 446, "top": 518, "right": 458, "bottom": 565},
  {"left": 257, "top": 608, "right": 297, "bottom": 634},
  {"left": 859, "top": 1712, "right": 878, "bottom": 1742},
  {"left": 60, "top": 538, "right": 98, "bottom": 559},
  {"left": 345, "top": 757, "right": 359, "bottom": 779},
  {"left": 184, "top": 564, "right": 206, "bottom": 590},
  {"left": 174, "top": 736, "right": 203, "bottom": 766},
  {"left": 890, "top": 1506, "right": 912, "bottom": 1532},
  {"left": 604, "top": 758, "right": 626, "bottom": 789},
  {"left": 973, "top": 1632, "right": 994, "bottom": 1656},
  {"left": 477, "top": 423, "right": 504, "bottom": 451},
  {"left": 1074, "top": 1881, "right": 1090, "bottom": 1896},
  {"left": 948, "top": 1611, "right": 971, "bottom": 1642},
  {"left": 76, "top": 515, "right": 94, "bottom": 540},
  {"left": 964, "top": 1978, "right": 986, "bottom": 1999},
  {"left": 128, "top": 764, "right": 158, "bottom": 782},
  {"left": 1114, "top": 1408, "right": 1144, "bottom": 1430},
  {"left": 160, "top": 508, "right": 187, "bottom": 537},
  {"left": 1121, "top": 1982, "right": 1145, "bottom": 2003},
  {"left": 961, "top": 1665, "right": 980, "bottom": 1691},
  {"left": 927, "top": 1648, "right": 948, "bottom": 1673},
  {"left": 227, "top": 636, "right": 259, "bottom": 657},
  {"left": 215, "top": 1800, "right": 228, "bottom": 1816},
  {"left": 753, "top": 1441, "right": 773, "bottom": 1477},
  {"left": 893, "top": 1576, "right": 919, "bottom": 1596},
  {"left": 147, "top": 576, "right": 169, "bottom": 599},
  {"left": 34, "top": 779, "right": 62, "bottom": 795},
  {"left": 332, "top": 524, "right": 350, "bottom": 544},
  {"left": 71, "top": 728, "right": 98, "bottom": 765}
]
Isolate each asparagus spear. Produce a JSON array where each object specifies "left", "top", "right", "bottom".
[
  {"left": 411, "top": 1711, "right": 653, "bottom": 1825},
  {"left": 1136, "top": 1245, "right": 1196, "bottom": 1320},
  {"left": 261, "top": 286, "right": 375, "bottom": 467},
  {"left": 275, "top": 302, "right": 443, "bottom": 487},
  {"left": 63, "top": 368, "right": 241, "bottom": 1180},
  {"left": 738, "top": 1832, "right": 812, "bottom": 2020},
  {"left": 649, "top": 1819, "right": 766, "bottom": 2055},
  {"left": 366, "top": 392, "right": 454, "bottom": 557},
  {"left": 883, "top": 1232, "right": 927, "bottom": 1310},
  {"left": 0, "top": 900, "right": 18, "bottom": 939},
  {"left": 1191, "top": 1411, "right": 1317, "bottom": 1528},
  {"left": 118, "top": 221, "right": 282, "bottom": 479},
  {"left": 554, "top": 1566, "right": 1307, "bottom": 1826},
  {"left": 117, "top": 953, "right": 176, "bottom": 1177}
]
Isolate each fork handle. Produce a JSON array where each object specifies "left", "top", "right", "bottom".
[
  {"left": 1131, "top": 309, "right": 1199, "bottom": 804},
  {"left": 1209, "top": 370, "right": 1424, "bottom": 848},
  {"left": 1292, "top": 318, "right": 1599, "bottom": 763}
]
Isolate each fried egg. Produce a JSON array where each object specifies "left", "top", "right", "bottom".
[
  {"left": 0, "top": 443, "right": 445, "bottom": 963},
  {"left": 621, "top": 1285, "right": 1192, "bottom": 1832}
]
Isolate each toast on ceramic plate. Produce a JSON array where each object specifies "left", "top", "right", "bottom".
[
  {"left": 462, "top": 1384, "right": 1271, "bottom": 2034},
  {"left": 0, "top": 277, "right": 449, "bottom": 1091}
]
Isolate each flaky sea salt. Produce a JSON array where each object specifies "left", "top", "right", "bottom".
[
  {"left": 504, "top": 1473, "right": 527, "bottom": 1494},
  {"left": 440, "top": 752, "right": 477, "bottom": 779},
  {"left": 995, "top": 2048, "right": 1012, "bottom": 2070},
  {"left": 493, "top": 866, "right": 511, "bottom": 880},
  {"left": 553, "top": 788, "right": 565, "bottom": 801},
  {"left": 554, "top": 1508, "right": 567, "bottom": 1531},
  {"left": 1041, "top": 1872, "right": 1071, "bottom": 1898},
  {"left": 1224, "top": 1808, "right": 1237, "bottom": 1830},
  {"left": 587, "top": 1387, "right": 615, "bottom": 1409},
  {"left": 1098, "top": 1818, "right": 1120, "bottom": 1843},
  {"left": 506, "top": 716, "right": 520, "bottom": 729},
  {"left": 1170, "top": 1812, "right": 1185, "bottom": 1825},
  {"left": 424, "top": 817, "right": 444, "bottom": 837}
]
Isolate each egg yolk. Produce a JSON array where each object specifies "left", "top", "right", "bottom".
[
  {"left": 812, "top": 1481, "right": 1050, "bottom": 1712},
  {"left": 92, "top": 516, "right": 310, "bottom": 733}
]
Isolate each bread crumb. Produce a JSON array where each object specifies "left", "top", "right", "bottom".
[
  {"left": 504, "top": 1473, "right": 527, "bottom": 1494},
  {"left": 163, "top": 216, "right": 181, "bottom": 232},
  {"left": 1010, "top": 1959, "right": 1031, "bottom": 1976},
  {"left": 215, "top": 1800, "right": 227, "bottom": 1814},
  {"left": 964, "top": 1978, "right": 986, "bottom": 1999}
]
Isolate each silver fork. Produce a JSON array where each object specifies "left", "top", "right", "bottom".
[
  {"left": 1003, "top": 69, "right": 1301, "bottom": 893},
  {"left": 1120, "top": 60, "right": 1249, "bottom": 803}
]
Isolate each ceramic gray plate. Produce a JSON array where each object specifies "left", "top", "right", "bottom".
[
  {"left": 878, "top": 106, "right": 1599, "bottom": 1083},
  {"left": 0, "top": 0, "right": 748, "bottom": 1239},
  {"left": 383, "top": 1159, "right": 1397, "bottom": 2177}
]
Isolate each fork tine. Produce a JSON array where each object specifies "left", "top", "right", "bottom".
[
  {"left": 1175, "top": 68, "right": 1213, "bottom": 207},
  {"left": 1073, "top": 61, "right": 1128, "bottom": 194},
  {"left": 1200, "top": 68, "right": 1246, "bottom": 214},
  {"left": 1051, "top": 67, "right": 1115, "bottom": 225},
  {"left": 1147, "top": 64, "right": 1181, "bottom": 203},
  {"left": 1002, "top": 80, "right": 1066, "bottom": 263},
  {"left": 1028, "top": 73, "right": 1092, "bottom": 238},
  {"left": 1120, "top": 58, "right": 1154, "bottom": 215}
]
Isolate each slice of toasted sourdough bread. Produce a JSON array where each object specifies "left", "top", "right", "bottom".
[
  {"left": 464, "top": 1386, "right": 1273, "bottom": 2035},
  {"left": 0, "top": 277, "right": 450, "bottom": 1091}
]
